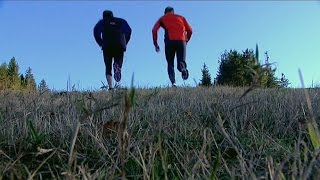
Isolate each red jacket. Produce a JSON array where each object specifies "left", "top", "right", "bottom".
[{"left": 152, "top": 13, "right": 193, "bottom": 47}]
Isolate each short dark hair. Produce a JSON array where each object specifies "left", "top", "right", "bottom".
[
  {"left": 103, "top": 10, "right": 113, "bottom": 19},
  {"left": 164, "top": 6, "right": 174, "bottom": 14}
]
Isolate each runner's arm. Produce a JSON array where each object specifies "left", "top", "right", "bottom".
[
  {"left": 93, "top": 20, "right": 103, "bottom": 47},
  {"left": 183, "top": 17, "right": 193, "bottom": 42},
  {"left": 122, "top": 19, "right": 132, "bottom": 44},
  {"left": 152, "top": 18, "right": 162, "bottom": 48}
]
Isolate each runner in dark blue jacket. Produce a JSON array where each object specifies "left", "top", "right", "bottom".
[{"left": 94, "top": 10, "right": 132, "bottom": 90}]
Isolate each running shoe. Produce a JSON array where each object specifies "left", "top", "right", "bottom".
[
  {"left": 180, "top": 62, "right": 189, "bottom": 80},
  {"left": 172, "top": 83, "right": 177, "bottom": 88}
]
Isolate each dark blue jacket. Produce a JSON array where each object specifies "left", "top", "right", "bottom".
[{"left": 94, "top": 17, "right": 131, "bottom": 51}]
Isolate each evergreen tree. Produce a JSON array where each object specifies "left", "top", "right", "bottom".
[
  {"left": 215, "top": 49, "right": 259, "bottom": 86},
  {"left": 261, "top": 52, "right": 278, "bottom": 88},
  {"left": 1, "top": 57, "right": 40, "bottom": 91},
  {"left": 200, "top": 63, "right": 212, "bottom": 86},
  {"left": 215, "top": 48, "right": 280, "bottom": 88},
  {"left": 38, "top": 79, "right": 49, "bottom": 92},
  {"left": 278, "top": 73, "right": 290, "bottom": 88},
  {"left": 0, "top": 63, "right": 9, "bottom": 90},
  {"left": 25, "top": 67, "right": 37, "bottom": 91},
  {"left": 7, "top": 57, "right": 20, "bottom": 89},
  {"left": 20, "top": 74, "right": 27, "bottom": 88}
]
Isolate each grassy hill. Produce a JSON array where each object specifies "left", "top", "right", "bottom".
[{"left": 1, "top": 86, "right": 320, "bottom": 179}]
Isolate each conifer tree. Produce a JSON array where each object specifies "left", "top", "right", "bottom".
[
  {"left": 0, "top": 63, "right": 9, "bottom": 90},
  {"left": 200, "top": 63, "right": 212, "bottom": 86},
  {"left": 20, "top": 74, "right": 26, "bottom": 88},
  {"left": 215, "top": 49, "right": 280, "bottom": 88},
  {"left": 278, "top": 73, "right": 290, "bottom": 88},
  {"left": 25, "top": 67, "right": 37, "bottom": 91},
  {"left": 38, "top": 79, "right": 49, "bottom": 92},
  {"left": 7, "top": 57, "right": 20, "bottom": 89}
]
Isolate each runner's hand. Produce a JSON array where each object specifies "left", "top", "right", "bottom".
[{"left": 155, "top": 45, "right": 160, "bottom": 52}]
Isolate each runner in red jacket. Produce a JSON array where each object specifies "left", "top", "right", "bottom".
[{"left": 152, "top": 6, "right": 193, "bottom": 87}]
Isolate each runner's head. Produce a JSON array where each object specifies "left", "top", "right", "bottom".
[
  {"left": 103, "top": 10, "right": 114, "bottom": 19},
  {"left": 164, "top": 6, "right": 174, "bottom": 14}
]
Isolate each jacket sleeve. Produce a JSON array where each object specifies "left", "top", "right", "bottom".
[
  {"left": 93, "top": 20, "right": 103, "bottom": 47},
  {"left": 121, "top": 19, "right": 132, "bottom": 44},
  {"left": 152, "top": 18, "right": 162, "bottom": 47},
  {"left": 183, "top": 17, "right": 193, "bottom": 42}
]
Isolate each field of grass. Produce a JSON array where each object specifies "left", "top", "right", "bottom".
[{"left": 1, "top": 86, "right": 320, "bottom": 179}]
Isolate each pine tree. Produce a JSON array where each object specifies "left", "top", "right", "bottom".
[
  {"left": 215, "top": 49, "right": 259, "bottom": 86},
  {"left": 38, "top": 79, "right": 49, "bottom": 92},
  {"left": 1, "top": 58, "right": 39, "bottom": 91},
  {"left": 215, "top": 48, "right": 280, "bottom": 88},
  {"left": 0, "top": 63, "right": 9, "bottom": 90},
  {"left": 7, "top": 57, "right": 20, "bottom": 89},
  {"left": 25, "top": 67, "right": 37, "bottom": 91},
  {"left": 20, "top": 74, "right": 27, "bottom": 88},
  {"left": 278, "top": 73, "right": 290, "bottom": 88},
  {"left": 260, "top": 52, "right": 278, "bottom": 88},
  {"left": 200, "top": 63, "right": 212, "bottom": 86}
]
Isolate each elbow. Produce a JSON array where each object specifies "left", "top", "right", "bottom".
[
  {"left": 152, "top": 27, "right": 158, "bottom": 35},
  {"left": 127, "top": 26, "right": 132, "bottom": 35}
]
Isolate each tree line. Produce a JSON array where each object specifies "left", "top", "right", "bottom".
[
  {"left": 0, "top": 57, "right": 49, "bottom": 92},
  {"left": 200, "top": 44, "right": 290, "bottom": 88},
  {"left": 1, "top": 45, "right": 290, "bottom": 92}
]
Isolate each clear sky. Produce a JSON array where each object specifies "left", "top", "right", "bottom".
[{"left": 0, "top": 1, "right": 320, "bottom": 90}]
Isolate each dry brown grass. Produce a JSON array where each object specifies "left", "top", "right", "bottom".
[{"left": 0, "top": 86, "right": 320, "bottom": 179}]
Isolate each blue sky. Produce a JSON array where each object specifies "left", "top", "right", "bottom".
[{"left": 0, "top": 1, "right": 319, "bottom": 90}]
